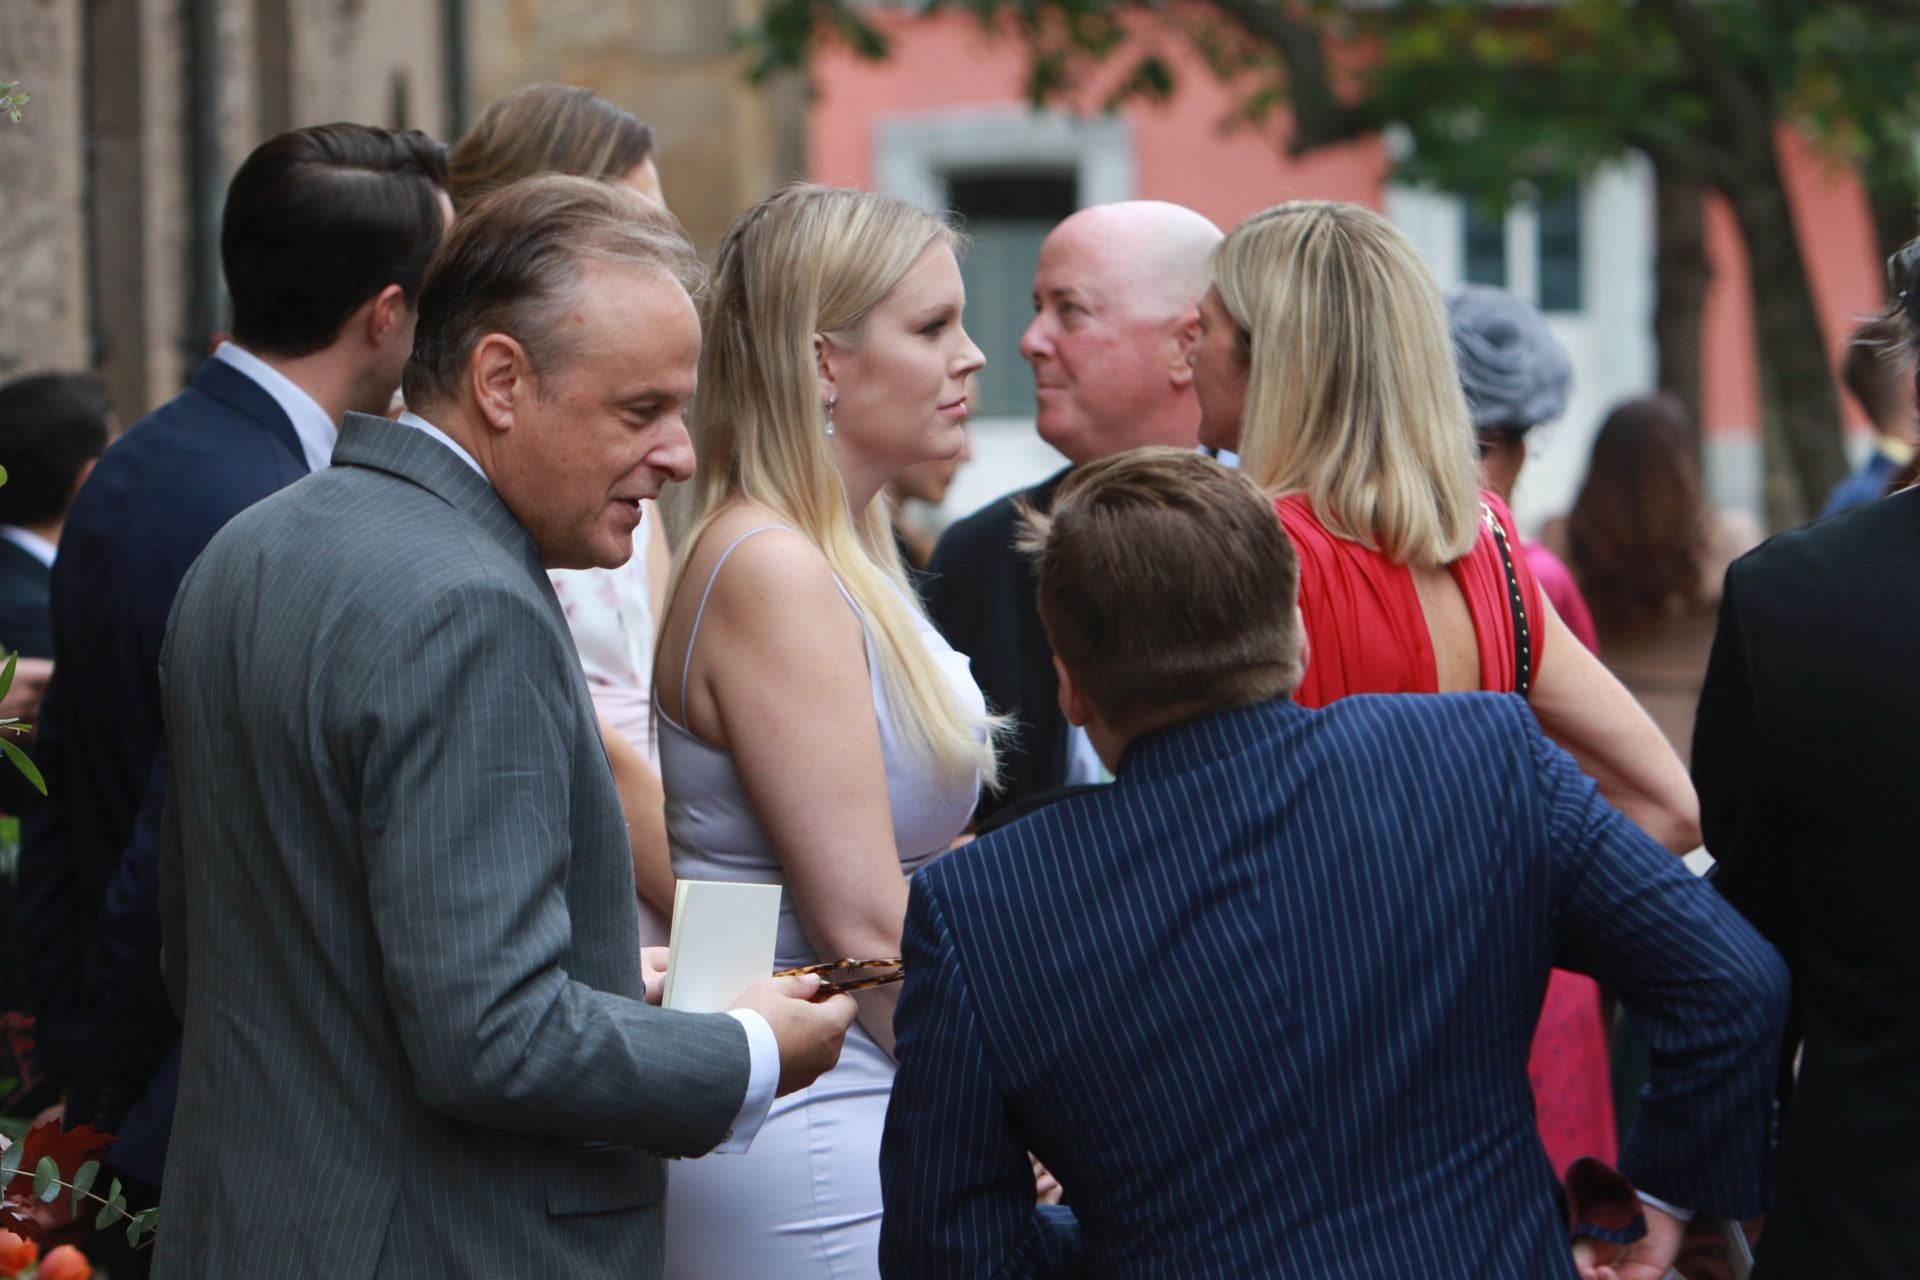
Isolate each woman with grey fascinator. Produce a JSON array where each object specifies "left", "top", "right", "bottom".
[{"left": 1446, "top": 284, "right": 1599, "bottom": 654}]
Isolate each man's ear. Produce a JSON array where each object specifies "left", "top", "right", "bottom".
[
  {"left": 1053, "top": 654, "right": 1095, "bottom": 728},
  {"left": 1168, "top": 307, "right": 1201, "bottom": 390},
  {"left": 469, "top": 333, "right": 529, "bottom": 433},
  {"left": 1286, "top": 604, "right": 1311, "bottom": 695},
  {"left": 364, "top": 283, "right": 409, "bottom": 350}
]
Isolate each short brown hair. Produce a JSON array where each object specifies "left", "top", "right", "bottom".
[
  {"left": 1021, "top": 447, "right": 1305, "bottom": 734},
  {"left": 448, "top": 84, "right": 654, "bottom": 213},
  {"left": 401, "top": 174, "right": 700, "bottom": 410}
]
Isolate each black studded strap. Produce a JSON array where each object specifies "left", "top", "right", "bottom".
[{"left": 1483, "top": 503, "right": 1532, "bottom": 699}]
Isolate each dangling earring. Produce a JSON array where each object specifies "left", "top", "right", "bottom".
[{"left": 824, "top": 394, "right": 837, "bottom": 438}]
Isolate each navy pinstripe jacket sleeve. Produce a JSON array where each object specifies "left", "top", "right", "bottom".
[
  {"left": 1527, "top": 707, "right": 1790, "bottom": 1214},
  {"left": 880, "top": 877, "right": 1084, "bottom": 1278}
]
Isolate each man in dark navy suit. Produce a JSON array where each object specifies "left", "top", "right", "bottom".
[
  {"left": 17, "top": 123, "right": 447, "bottom": 1274},
  {"left": 0, "top": 373, "right": 109, "bottom": 661},
  {"left": 923, "top": 202, "right": 1220, "bottom": 826},
  {"left": 0, "top": 372, "right": 109, "bottom": 1064},
  {"left": 881, "top": 449, "right": 1789, "bottom": 1280}
]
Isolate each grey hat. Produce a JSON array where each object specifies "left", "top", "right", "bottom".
[{"left": 1446, "top": 284, "right": 1573, "bottom": 432}]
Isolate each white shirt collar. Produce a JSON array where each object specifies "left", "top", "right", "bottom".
[
  {"left": 0, "top": 526, "right": 56, "bottom": 569},
  {"left": 395, "top": 410, "right": 488, "bottom": 480},
  {"left": 211, "top": 341, "right": 339, "bottom": 473}
]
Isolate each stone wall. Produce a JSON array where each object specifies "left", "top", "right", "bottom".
[
  {"left": 1, "top": 0, "right": 446, "bottom": 423},
  {"left": 0, "top": 1, "right": 89, "bottom": 384},
  {"left": 1, "top": 0, "right": 787, "bottom": 423}
]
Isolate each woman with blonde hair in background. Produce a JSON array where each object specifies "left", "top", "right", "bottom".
[
  {"left": 1187, "top": 201, "right": 1696, "bottom": 1192},
  {"left": 653, "top": 184, "right": 995, "bottom": 1278},
  {"left": 446, "top": 84, "right": 678, "bottom": 939}
]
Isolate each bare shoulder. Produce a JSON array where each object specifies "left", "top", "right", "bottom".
[{"left": 677, "top": 505, "right": 857, "bottom": 648}]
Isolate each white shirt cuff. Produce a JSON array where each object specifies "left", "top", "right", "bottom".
[
  {"left": 714, "top": 1009, "right": 779, "bottom": 1154},
  {"left": 1636, "top": 1190, "right": 1695, "bottom": 1223}
]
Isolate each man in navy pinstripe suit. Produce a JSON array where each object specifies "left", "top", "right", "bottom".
[{"left": 879, "top": 449, "right": 1788, "bottom": 1279}]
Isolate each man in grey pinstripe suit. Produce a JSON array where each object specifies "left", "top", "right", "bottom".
[
  {"left": 880, "top": 449, "right": 1787, "bottom": 1280},
  {"left": 154, "top": 177, "right": 852, "bottom": 1277}
]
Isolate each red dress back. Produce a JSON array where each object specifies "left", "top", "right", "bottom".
[
  {"left": 1276, "top": 490, "right": 1619, "bottom": 1176},
  {"left": 1277, "top": 492, "right": 1543, "bottom": 705}
]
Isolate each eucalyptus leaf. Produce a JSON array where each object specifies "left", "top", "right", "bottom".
[
  {"left": 0, "top": 1139, "right": 22, "bottom": 1183},
  {"left": 32, "top": 1156, "right": 57, "bottom": 1202},
  {"left": 1, "top": 739, "right": 46, "bottom": 796},
  {"left": 73, "top": 1159, "right": 98, "bottom": 1199}
]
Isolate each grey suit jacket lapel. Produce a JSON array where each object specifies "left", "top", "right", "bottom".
[{"left": 332, "top": 411, "right": 551, "bottom": 591}]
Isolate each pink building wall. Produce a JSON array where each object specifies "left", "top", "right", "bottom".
[{"left": 808, "top": 11, "right": 1885, "bottom": 438}]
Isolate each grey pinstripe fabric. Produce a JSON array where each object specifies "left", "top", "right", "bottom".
[
  {"left": 880, "top": 694, "right": 1788, "bottom": 1278},
  {"left": 153, "top": 413, "right": 750, "bottom": 1278}
]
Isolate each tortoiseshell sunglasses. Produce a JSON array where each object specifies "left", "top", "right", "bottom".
[{"left": 772, "top": 957, "right": 905, "bottom": 997}]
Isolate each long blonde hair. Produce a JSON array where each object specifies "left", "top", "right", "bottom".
[
  {"left": 1214, "top": 201, "right": 1481, "bottom": 566},
  {"left": 674, "top": 184, "right": 998, "bottom": 787}
]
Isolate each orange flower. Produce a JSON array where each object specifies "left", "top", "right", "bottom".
[
  {"left": 0, "top": 1229, "right": 36, "bottom": 1276},
  {"left": 36, "top": 1245, "right": 91, "bottom": 1280}
]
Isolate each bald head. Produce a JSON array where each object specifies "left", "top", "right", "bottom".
[
  {"left": 1021, "top": 201, "right": 1224, "bottom": 465},
  {"left": 1051, "top": 201, "right": 1223, "bottom": 321}
]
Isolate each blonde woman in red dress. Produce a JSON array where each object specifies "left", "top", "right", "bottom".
[{"left": 1188, "top": 201, "right": 1700, "bottom": 1180}]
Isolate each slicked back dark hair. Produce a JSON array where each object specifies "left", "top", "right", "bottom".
[
  {"left": 0, "top": 373, "right": 111, "bottom": 527},
  {"left": 222, "top": 123, "right": 449, "bottom": 358}
]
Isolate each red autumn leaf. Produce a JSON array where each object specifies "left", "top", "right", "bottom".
[
  {"left": 0, "top": 1123, "right": 115, "bottom": 1202},
  {"left": 0, "top": 1122, "right": 117, "bottom": 1242}
]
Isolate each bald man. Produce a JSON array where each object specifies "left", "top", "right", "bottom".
[{"left": 924, "top": 201, "right": 1223, "bottom": 825}]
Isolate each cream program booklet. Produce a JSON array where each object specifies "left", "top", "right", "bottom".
[{"left": 662, "top": 879, "right": 783, "bottom": 1013}]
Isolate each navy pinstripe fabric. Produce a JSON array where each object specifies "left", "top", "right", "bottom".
[{"left": 880, "top": 694, "right": 1787, "bottom": 1278}]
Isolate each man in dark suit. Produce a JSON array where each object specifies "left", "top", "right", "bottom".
[
  {"left": 16, "top": 123, "right": 448, "bottom": 1274},
  {"left": 1694, "top": 294, "right": 1920, "bottom": 1272},
  {"left": 923, "top": 201, "right": 1220, "bottom": 824},
  {"left": 882, "top": 449, "right": 1789, "bottom": 1279},
  {"left": 0, "top": 372, "right": 109, "bottom": 1038},
  {"left": 0, "top": 373, "right": 109, "bottom": 660}
]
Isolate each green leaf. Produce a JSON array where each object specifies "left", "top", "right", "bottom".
[
  {"left": 0, "top": 1139, "right": 23, "bottom": 1183},
  {"left": 9, "top": 112, "right": 20, "bottom": 125},
  {"left": 13, "top": 95, "right": 28, "bottom": 106},
  {"left": 94, "top": 1197, "right": 117, "bottom": 1229},
  {"left": 0, "top": 651, "right": 17, "bottom": 704},
  {"left": 72, "top": 1159, "right": 98, "bottom": 1199},
  {"left": 33, "top": 1156, "right": 57, "bottom": 1202},
  {"left": 0, "top": 739, "right": 46, "bottom": 796}
]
